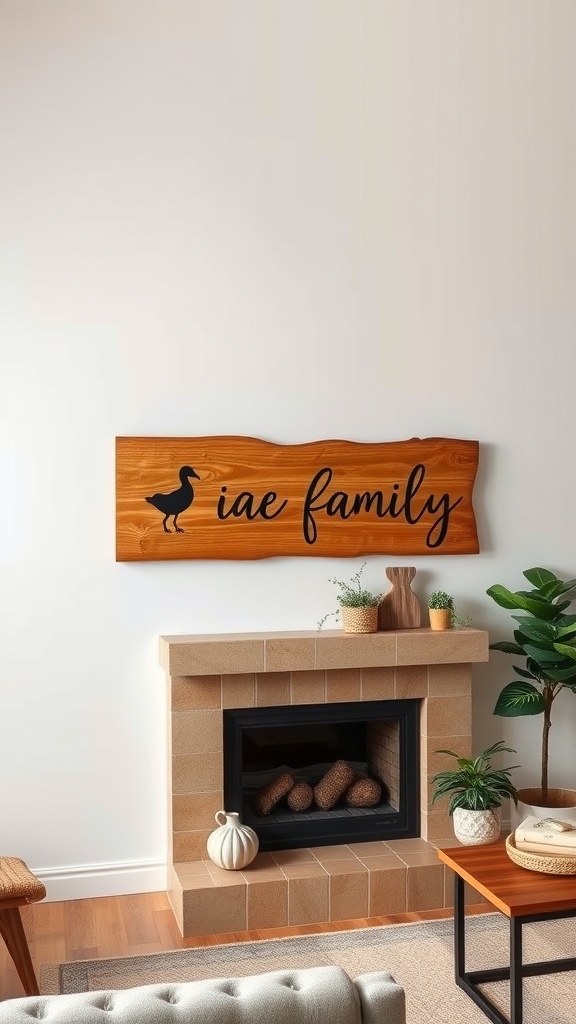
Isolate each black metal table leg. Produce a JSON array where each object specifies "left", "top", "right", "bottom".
[
  {"left": 453, "top": 867, "right": 510, "bottom": 1024},
  {"left": 509, "top": 917, "right": 523, "bottom": 1024},
  {"left": 451, "top": 883, "right": 576, "bottom": 1024},
  {"left": 454, "top": 872, "right": 465, "bottom": 981}
]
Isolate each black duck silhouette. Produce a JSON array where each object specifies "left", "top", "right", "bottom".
[{"left": 145, "top": 466, "right": 200, "bottom": 533}]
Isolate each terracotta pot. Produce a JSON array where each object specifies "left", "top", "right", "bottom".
[
  {"left": 429, "top": 608, "right": 452, "bottom": 631},
  {"left": 511, "top": 787, "right": 576, "bottom": 830},
  {"left": 341, "top": 605, "right": 378, "bottom": 633},
  {"left": 452, "top": 806, "right": 501, "bottom": 846}
]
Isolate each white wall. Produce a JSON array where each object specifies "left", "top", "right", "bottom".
[{"left": 2, "top": 0, "right": 576, "bottom": 899}]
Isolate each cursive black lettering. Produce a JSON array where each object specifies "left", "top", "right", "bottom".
[
  {"left": 216, "top": 487, "right": 229, "bottom": 520},
  {"left": 351, "top": 484, "right": 402, "bottom": 518},
  {"left": 302, "top": 467, "right": 332, "bottom": 543},
  {"left": 217, "top": 486, "right": 288, "bottom": 522},
  {"left": 425, "top": 494, "right": 463, "bottom": 548},
  {"left": 259, "top": 491, "right": 288, "bottom": 520},
  {"left": 402, "top": 464, "right": 427, "bottom": 524},
  {"left": 326, "top": 491, "right": 354, "bottom": 518}
]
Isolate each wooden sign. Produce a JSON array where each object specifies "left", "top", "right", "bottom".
[{"left": 115, "top": 435, "right": 480, "bottom": 561}]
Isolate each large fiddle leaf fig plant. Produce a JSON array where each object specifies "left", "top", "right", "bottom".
[{"left": 487, "top": 567, "right": 576, "bottom": 804}]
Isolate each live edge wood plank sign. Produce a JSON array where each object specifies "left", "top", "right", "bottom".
[{"left": 115, "top": 436, "right": 480, "bottom": 562}]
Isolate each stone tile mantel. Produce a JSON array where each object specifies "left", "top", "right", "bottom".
[
  {"left": 160, "top": 627, "right": 489, "bottom": 677},
  {"left": 160, "top": 626, "right": 489, "bottom": 937}
]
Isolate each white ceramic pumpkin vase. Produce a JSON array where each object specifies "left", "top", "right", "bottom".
[
  {"left": 206, "top": 811, "right": 259, "bottom": 870},
  {"left": 452, "top": 806, "right": 501, "bottom": 846}
]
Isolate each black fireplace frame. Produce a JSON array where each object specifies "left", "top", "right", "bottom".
[{"left": 223, "top": 699, "right": 420, "bottom": 851}]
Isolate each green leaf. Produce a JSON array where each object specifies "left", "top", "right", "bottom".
[
  {"left": 486, "top": 584, "right": 522, "bottom": 609},
  {"left": 512, "top": 665, "right": 538, "bottom": 680},
  {"left": 513, "top": 594, "right": 559, "bottom": 619},
  {"left": 526, "top": 657, "right": 545, "bottom": 678},
  {"left": 494, "top": 682, "right": 545, "bottom": 717},
  {"left": 489, "top": 641, "right": 524, "bottom": 655},
  {"left": 476, "top": 739, "right": 518, "bottom": 759},
  {"left": 539, "top": 580, "right": 566, "bottom": 601},
  {"left": 487, "top": 585, "right": 557, "bottom": 617},
  {"left": 556, "top": 623, "right": 576, "bottom": 640},
  {"left": 523, "top": 644, "right": 565, "bottom": 664},
  {"left": 555, "top": 601, "right": 571, "bottom": 613},
  {"left": 540, "top": 663, "right": 576, "bottom": 682},
  {"left": 557, "top": 578, "right": 576, "bottom": 596},
  {"left": 511, "top": 617, "right": 557, "bottom": 646},
  {"left": 553, "top": 642, "right": 576, "bottom": 660},
  {"left": 523, "top": 567, "right": 557, "bottom": 588}
]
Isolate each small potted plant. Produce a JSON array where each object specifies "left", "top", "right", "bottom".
[
  {"left": 428, "top": 590, "right": 453, "bottom": 631},
  {"left": 431, "top": 740, "right": 519, "bottom": 845},
  {"left": 427, "top": 590, "right": 471, "bottom": 631},
  {"left": 318, "top": 563, "right": 382, "bottom": 633}
]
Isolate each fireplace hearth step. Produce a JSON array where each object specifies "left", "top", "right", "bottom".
[{"left": 168, "top": 836, "right": 489, "bottom": 938}]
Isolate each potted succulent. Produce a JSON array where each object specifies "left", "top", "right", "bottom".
[
  {"left": 318, "top": 563, "right": 382, "bottom": 633},
  {"left": 427, "top": 591, "right": 471, "bottom": 631},
  {"left": 487, "top": 566, "right": 576, "bottom": 818},
  {"left": 431, "top": 740, "right": 519, "bottom": 845}
]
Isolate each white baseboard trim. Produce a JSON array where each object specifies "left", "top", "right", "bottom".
[{"left": 31, "top": 859, "right": 167, "bottom": 902}]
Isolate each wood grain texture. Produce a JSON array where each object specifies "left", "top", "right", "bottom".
[
  {"left": 116, "top": 435, "right": 480, "bottom": 561},
  {"left": 0, "top": 892, "right": 491, "bottom": 999},
  {"left": 438, "top": 841, "right": 576, "bottom": 916},
  {"left": 378, "top": 567, "right": 422, "bottom": 630}
]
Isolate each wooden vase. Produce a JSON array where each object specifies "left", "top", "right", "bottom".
[{"left": 378, "top": 567, "right": 421, "bottom": 630}]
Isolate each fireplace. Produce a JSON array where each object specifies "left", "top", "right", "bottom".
[
  {"left": 160, "top": 626, "right": 488, "bottom": 936},
  {"left": 223, "top": 699, "right": 419, "bottom": 850}
]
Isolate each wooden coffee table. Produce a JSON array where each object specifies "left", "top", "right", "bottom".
[{"left": 437, "top": 840, "right": 576, "bottom": 1024}]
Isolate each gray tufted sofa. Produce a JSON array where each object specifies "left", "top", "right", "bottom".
[{"left": 0, "top": 965, "right": 405, "bottom": 1024}]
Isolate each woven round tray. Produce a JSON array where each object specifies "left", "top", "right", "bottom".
[{"left": 506, "top": 834, "right": 576, "bottom": 875}]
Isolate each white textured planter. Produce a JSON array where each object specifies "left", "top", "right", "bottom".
[
  {"left": 206, "top": 811, "right": 259, "bottom": 870},
  {"left": 452, "top": 806, "right": 501, "bottom": 846}
]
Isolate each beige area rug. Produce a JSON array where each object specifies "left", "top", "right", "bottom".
[{"left": 41, "top": 914, "right": 576, "bottom": 1024}]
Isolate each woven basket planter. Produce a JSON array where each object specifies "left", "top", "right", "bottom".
[
  {"left": 506, "top": 834, "right": 576, "bottom": 875},
  {"left": 341, "top": 605, "right": 378, "bottom": 633}
]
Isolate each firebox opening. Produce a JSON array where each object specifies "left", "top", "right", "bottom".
[
  {"left": 242, "top": 721, "right": 367, "bottom": 771},
  {"left": 223, "top": 699, "right": 420, "bottom": 851}
]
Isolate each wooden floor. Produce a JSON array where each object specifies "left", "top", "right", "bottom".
[{"left": 1, "top": 891, "right": 489, "bottom": 1001}]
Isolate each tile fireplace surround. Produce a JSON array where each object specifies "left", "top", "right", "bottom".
[{"left": 159, "top": 627, "right": 489, "bottom": 937}]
